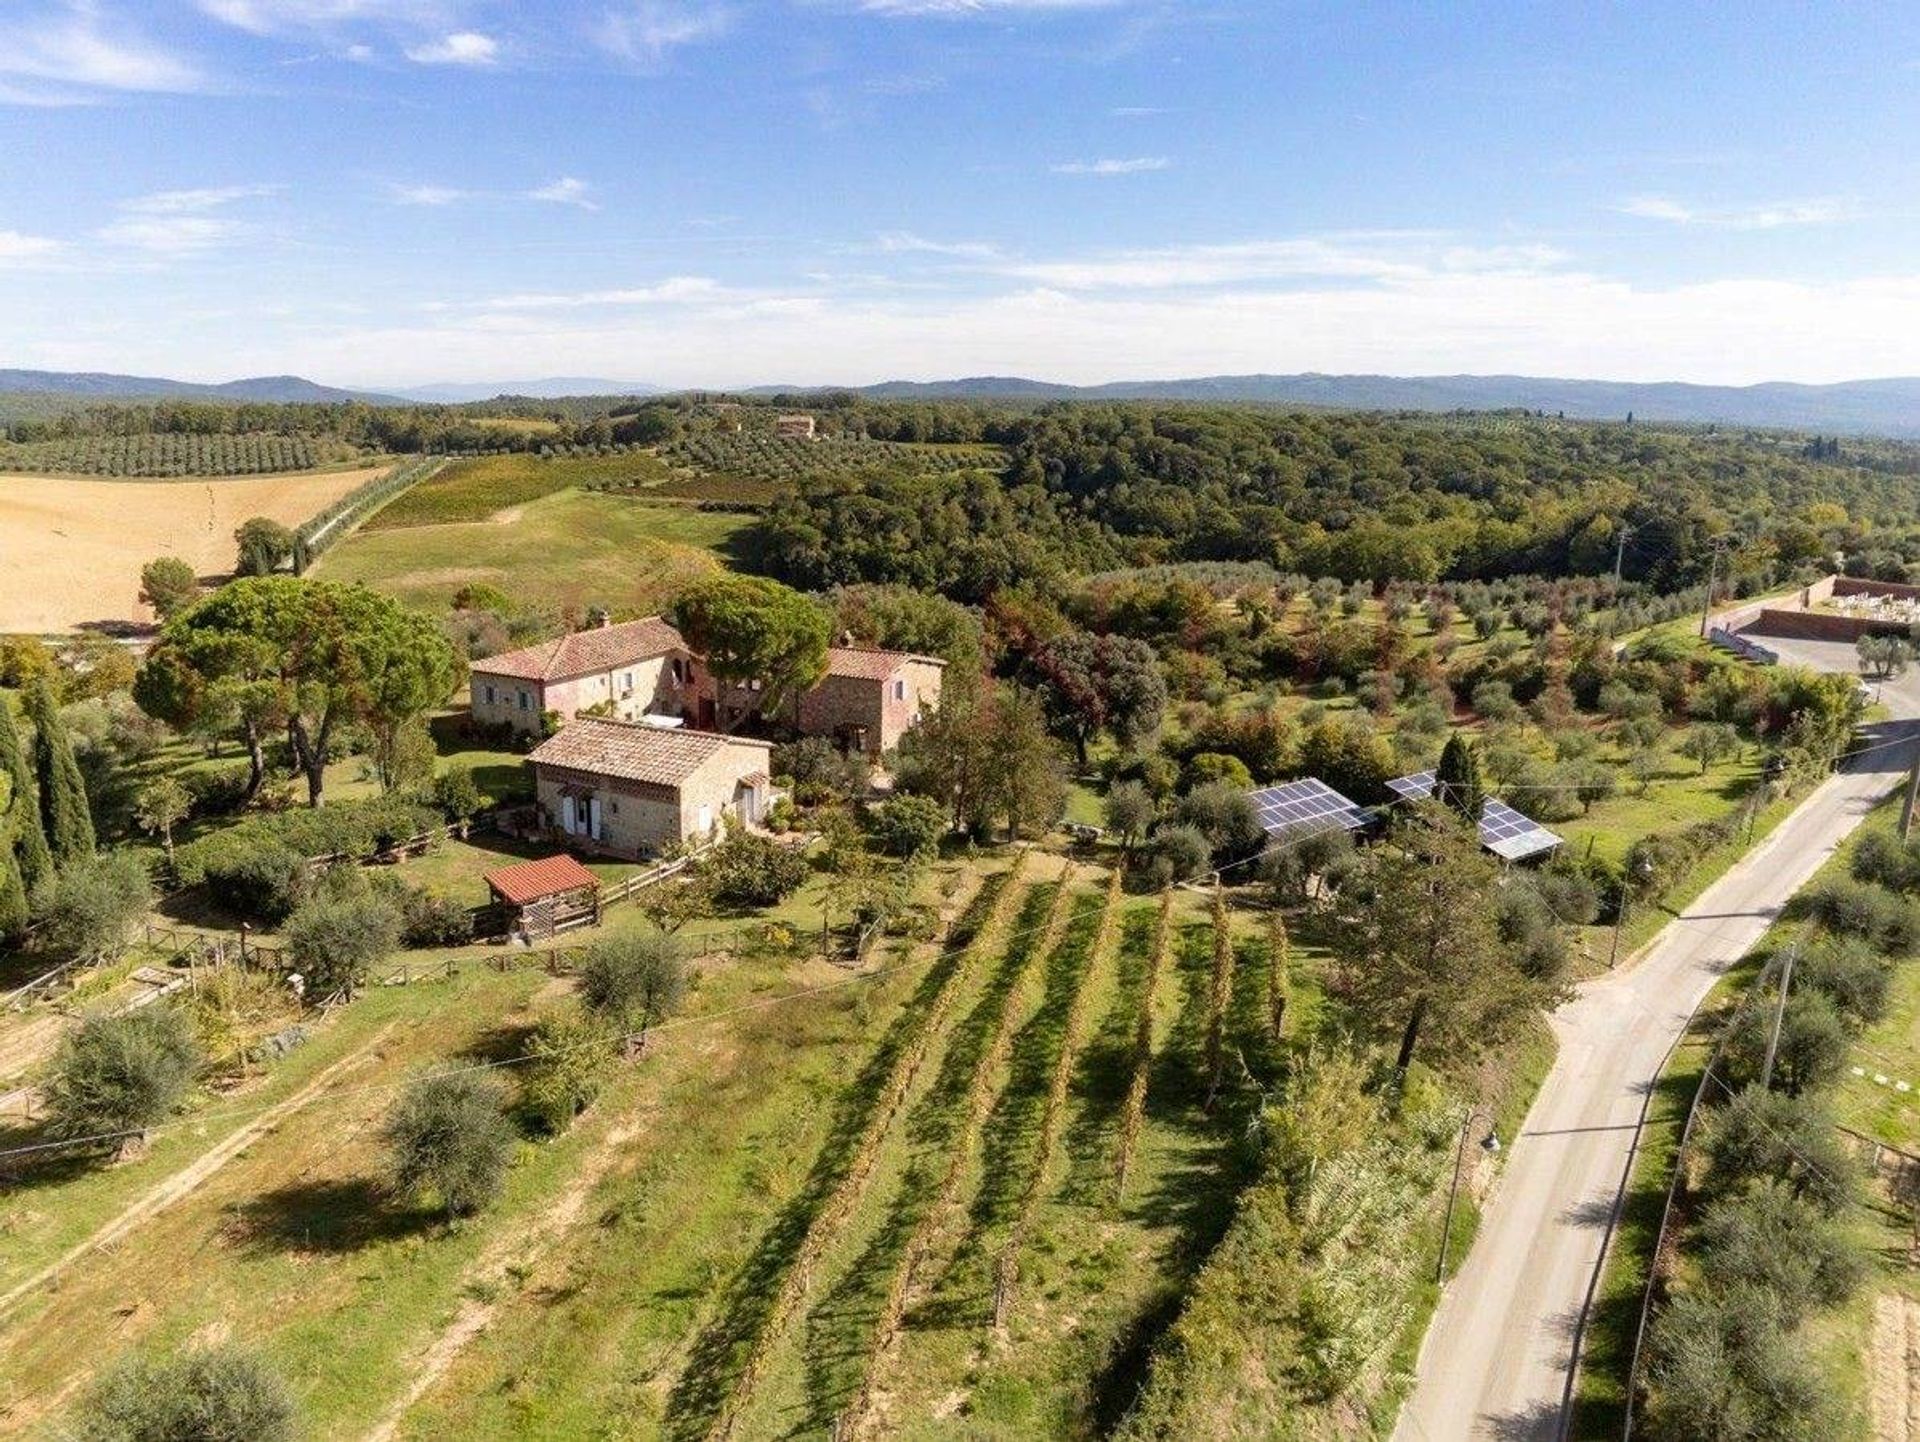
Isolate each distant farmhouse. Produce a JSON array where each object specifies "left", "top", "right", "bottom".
[{"left": 774, "top": 413, "right": 817, "bottom": 439}]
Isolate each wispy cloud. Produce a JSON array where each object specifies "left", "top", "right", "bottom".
[
  {"left": 197, "top": 1, "right": 445, "bottom": 35},
  {"left": 597, "top": 1, "right": 733, "bottom": 67},
  {"left": 1109, "top": 105, "right": 1168, "bottom": 117},
  {"left": 0, "top": 1, "right": 203, "bottom": 104},
  {"left": 405, "top": 31, "right": 499, "bottom": 66},
  {"left": 389, "top": 182, "right": 467, "bottom": 205},
  {"left": 1051, "top": 155, "right": 1170, "bottom": 176},
  {"left": 527, "top": 177, "right": 597, "bottom": 209},
  {"left": 0, "top": 230, "right": 61, "bottom": 264},
  {"left": 874, "top": 230, "right": 1002, "bottom": 259},
  {"left": 97, "top": 185, "right": 276, "bottom": 254},
  {"left": 859, "top": 0, "right": 1123, "bottom": 15},
  {"left": 990, "top": 234, "right": 1566, "bottom": 290},
  {"left": 466, "top": 276, "right": 726, "bottom": 310},
  {"left": 1617, "top": 194, "right": 1856, "bottom": 230}
]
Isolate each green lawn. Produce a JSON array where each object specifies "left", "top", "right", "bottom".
[{"left": 314, "top": 487, "right": 743, "bottom": 614}]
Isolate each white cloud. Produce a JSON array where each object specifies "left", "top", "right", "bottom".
[
  {"left": 1618, "top": 195, "right": 1856, "bottom": 230},
  {"left": 987, "top": 234, "right": 1507, "bottom": 289},
  {"left": 197, "top": 1, "right": 443, "bottom": 34},
  {"left": 405, "top": 30, "right": 499, "bottom": 65},
  {"left": 528, "top": 177, "right": 598, "bottom": 209},
  {"left": 389, "top": 183, "right": 467, "bottom": 205},
  {"left": 597, "top": 2, "right": 733, "bottom": 66},
  {"left": 468, "top": 276, "right": 726, "bottom": 310},
  {"left": 0, "top": 231, "right": 60, "bottom": 264},
  {"left": 1109, "top": 105, "right": 1168, "bottom": 117},
  {"left": 874, "top": 230, "right": 1002, "bottom": 259},
  {"left": 1051, "top": 156, "right": 1170, "bottom": 176},
  {"left": 0, "top": 2, "right": 203, "bottom": 102},
  {"left": 859, "top": 0, "right": 1121, "bottom": 15},
  {"left": 97, "top": 185, "right": 275, "bottom": 253}
]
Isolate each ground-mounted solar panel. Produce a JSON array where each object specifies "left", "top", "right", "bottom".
[
  {"left": 1386, "top": 771, "right": 1437, "bottom": 801},
  {"left": 1384, "top": 773, "right": 1564, "bottom": 862},
  {"left": 1245, "top": 778, "right": 1370, "bottom": 842},
  {"left": 1478, "top": 798, "right": 1564, "bottom": 862}
]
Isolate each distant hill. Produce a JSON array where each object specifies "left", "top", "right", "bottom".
[
  {"left": 389, "top": 378, "right": 667, "bottom": 403},
  {"left": 0, "top": 369, "right": 400, "bottom": 405},
  {"left": 754, "top": 372, "right": 1920, "bottom": 435}
]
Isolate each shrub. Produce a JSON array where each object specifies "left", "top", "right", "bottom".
[
  {"left": 383, "top": 1073, "right": 515, "bottom": 1217},
  {"left": 44, "top": 1005, "right": 201, "bottom": 1143},
  {"left": 1796, "top": 935, "right": 1892, "bottom": 1026},
  {"left": 1850, "top": 829, "right": 1920, "bottom": 892},
  {"left": 1801, "top": 876, "right": 1920, "bottom": 951},
  {"left": 520, "top": 1015, "right": 614, "bottom": 1134},
  {"left": 31, "top": 851, "right": 151, "bottom": 962},
  {"left": 1143, "top": 823, "right": 1212, "bottom": 888},
  {"left": 431, "top": 767, "right": 483, "bottom": 822},
  {"left": 1693, "top": 1180, "right": 1866, "bottom": 1324},
  {"left": 1720, "top": 987, "right": 1852, "bottom": 1097},
  {"left": 201, "top": 841, "right": 310, "bottom": 923},
  {"left": 75, "top": 1344, "right": 295, "bottom": 1442},
  {"left": 578, "top": 932, "right": 688, "bottom": 1046},
  {"left": 1103, "top": 779, "right": 1156, "bottom": 847},
  {"left": 1643, "top": 1285, "right": 1836, "bottom": 1442},
  {"left": 1170, "top": 781, "right": 1264, "bottom": 865},
  {"left": 869, "top": 792, "right": 946, "bottom": 859},
  {"left": 1183, "top": 751, "right": 1254, "bottom": 791},
  {"left": 390, "top": 884, "right": 474, "bottom": 948},
  {"left": 705, "top": 826, "right": 809, "bottom": 907},
  {"left": 285, "top": 891, "right": 401, "bottom": 996},
  {"left": 1701, "top": 1085, "right": 1855, "bottom": 1215}
]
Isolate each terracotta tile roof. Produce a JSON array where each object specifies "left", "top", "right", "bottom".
[
  {"left": 484, "top": 853, "right": 600, "bottom": 907},
  {"left": 527, "top": 717, "right": 771, "bottom": 788},
  {"left": 823, "top": 646, "right": 945, "bottom": 682},
  {"left": 471, "top": 617, "right": 687, "bottom": 684}
]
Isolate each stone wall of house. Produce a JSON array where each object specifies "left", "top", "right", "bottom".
[
  {"left": 473, "top": 649, "right": 710, "bottom": 738},
  {"left": 529, "top": 740, "right": 771, "bottom": 860},
  {"left": 471, "top": 673, "right": 546, "bottom": 734},
  {"left": 793, "top": 660, "right": 944, "bottom": 757}
]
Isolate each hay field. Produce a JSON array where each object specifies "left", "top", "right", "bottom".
[{"left": 0, "top": 467, "right": 383, "bottom": 632}]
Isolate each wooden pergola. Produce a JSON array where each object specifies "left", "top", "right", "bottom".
[{"left": 483, "top": 854, "right": 602, "bottom": 942}]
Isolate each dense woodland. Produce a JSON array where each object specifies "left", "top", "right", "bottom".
[{"left": 11, "top": 392, "right": 1920, "bottom": 597}]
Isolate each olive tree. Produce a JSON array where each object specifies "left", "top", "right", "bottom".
[
  {"left": 383, "top": 1072, "right": 516, "bottom": 1218},
  {"left": 44, "top": 1005, "right": 201, "bottom": 1146},
  {"left": 76, "top": 1344, "right": 295, "bottom": 1442}
]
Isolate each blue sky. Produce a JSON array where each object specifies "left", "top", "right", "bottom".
[{"left": 5, "top": 1, "right": 1920, "bottom": 388}]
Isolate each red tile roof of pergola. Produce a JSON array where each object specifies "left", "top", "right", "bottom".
[{"left": 484, "top": 854, "right": 600, "bottom": 907}]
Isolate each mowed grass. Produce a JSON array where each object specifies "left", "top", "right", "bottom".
[
  {"left": 363, "top": 452, "right": 674, "bottom": 531},
  {"left": 316, "top": 487, "right": 744, "bottom": 614}
]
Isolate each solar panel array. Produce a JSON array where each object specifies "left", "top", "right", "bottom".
[
  {"left": 1383, "top": 772, "right": 1565, "bottom": 862},
  {"left": 1479, "top": 798, "right": 1564, "bottom": 862},
  {"left": 1247, "top": 778, "right": 1371, "bottom": 841},
  {"left": 1386, "top": 771, "right": 1437, "bottom": 801}
]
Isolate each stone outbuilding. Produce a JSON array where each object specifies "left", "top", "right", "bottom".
[
  {"left": 482, "top": 853, "right": 602, "bottom": 941},
  {"left": 525, "top": 717, "right": 774, "bottom": 858},
  {"left": 795, "top": 646, "right": 947, "bottom": 759},
  {"left": 469, "top": 616, "right": 710, "bottom": 737}
]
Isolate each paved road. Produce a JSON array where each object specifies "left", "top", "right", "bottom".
[{"left": 1395, "top": 635, "right": 1920, "bottom": 1442}]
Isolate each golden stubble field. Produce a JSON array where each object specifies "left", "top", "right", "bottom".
[{"left": 0, "top": 467, "right": 383, "bottom": 633}]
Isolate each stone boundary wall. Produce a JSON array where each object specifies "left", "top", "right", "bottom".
[{"left": 1720, "top": 573, "right": 1914, "bottom": 644}]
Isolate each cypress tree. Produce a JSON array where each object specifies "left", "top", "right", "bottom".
[
  {"left": 0, "top": 697, "right": 51, "bottom": 890},
  {"left": 1434, "top": 734, "right": 1486, "bottom": 825},
  {"left": 26, "top": 677, "right": 94, "bottom": 864},
  {"left": 0, "top": 846, "right": 25, "bottom": 941}
]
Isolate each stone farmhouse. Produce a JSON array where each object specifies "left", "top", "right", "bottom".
[
  {"left": 470, "top": 616, "right": 711, "bottom": 738},
  {"left": 469, "top": 620, "right": 946, "bottom": 761},
  {"left": 797, "top": 647, "right": 947, "bottom": 758},
  {"left": 525, "top": 717, "right": 774, "bottom": 857}
]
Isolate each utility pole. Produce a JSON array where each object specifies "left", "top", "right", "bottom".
[
  {"left": 1759, "top": 945, "right": 1799, "bottom": 1091},
  {"left": 1903, "top": 743, "right": 1920, "bottom": 841},
  {"left": 1699, "top": 536, "right": 1732, "bottom": 639},
  {"left": 1612, "top": 521, "right": 1636, "bottom": 584}
]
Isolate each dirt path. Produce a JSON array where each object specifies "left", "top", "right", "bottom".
[
  {"left": 1873, "top": 1291, "right": 1920, "bottom": 1442},
  {"left": 0, "top": 1026, "right": 394, "bottom": 1320},
  {"left": 361, "top": 1113, "right": 647, "bottom": 1442}
]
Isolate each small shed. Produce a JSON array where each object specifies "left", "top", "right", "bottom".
[{"left": 483, "top": 854, "right": 602, "bottom": 942}]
